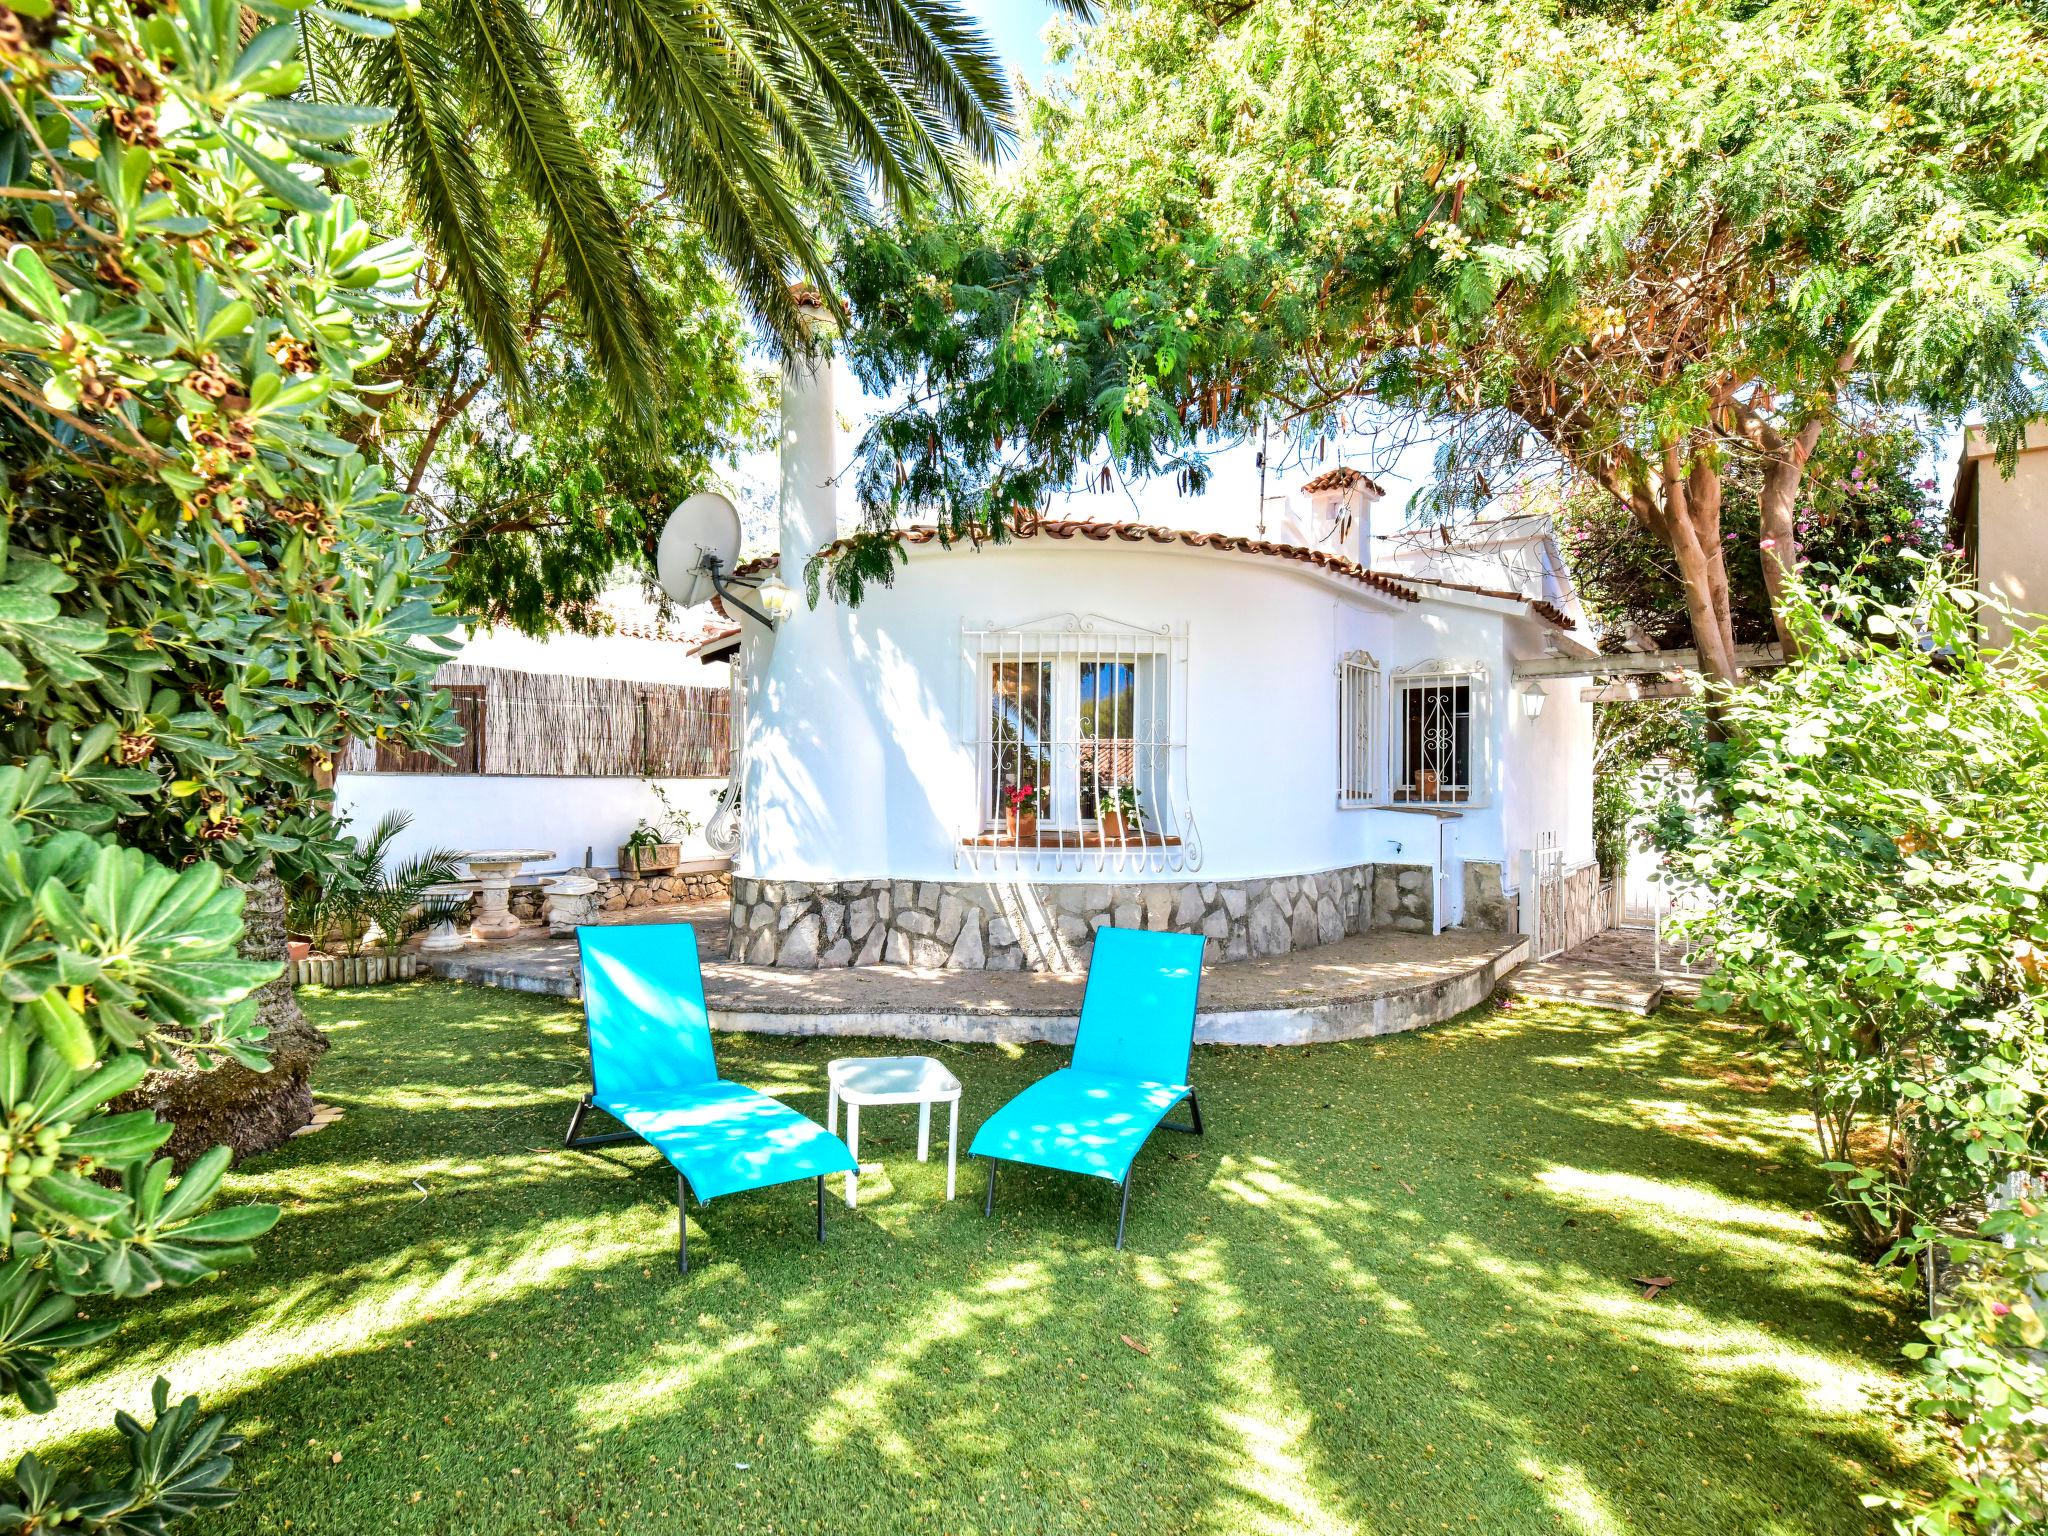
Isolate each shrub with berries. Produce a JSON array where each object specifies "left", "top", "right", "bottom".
[{"left": 0, "top": 0, "right": 460, "bottom": 1526}]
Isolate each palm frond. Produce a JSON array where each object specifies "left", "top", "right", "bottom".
[
  {"left": 346, "top": 14, "right": 530, "bottom": 394},
  {"left": 444, "top": 0, "right": 661, "bottom": 417}
]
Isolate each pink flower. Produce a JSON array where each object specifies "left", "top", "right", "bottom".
[
  {"left": 1993, "top": 1301, "right": 2012, "bottom": 1317},
  {"left": 1761, "top": 537, "right": 1778, "bottom": 549}
]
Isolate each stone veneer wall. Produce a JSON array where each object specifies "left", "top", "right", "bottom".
[
  {"left": 1461, "top": 861, "right": 1514, "bottom": 934},
  {"left": 507, "top": 866, "right": 730, "bottom": 922},
  {"left": 728, "top": 862, "right": 1426, "bottom": 972},
  {"left": 1370, "top": 865, "right": 1436, "bottom": 933}
]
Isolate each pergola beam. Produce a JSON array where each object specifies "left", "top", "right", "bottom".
[{"left": 1512, "top": 642, "right": 1785, "bottom": 680}]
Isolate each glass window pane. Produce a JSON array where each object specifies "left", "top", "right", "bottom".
[
  {"left": 1400, "top": 681, "right": 1471, "bottom": 801},
  {"left": 1078, "top": 660, "right": 1135, "bottom": 822},
  {"left": 989, "top": 660, "right": 1052, "bottom": 824}
]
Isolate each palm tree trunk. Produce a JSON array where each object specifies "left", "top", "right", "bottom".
[{"left": 112, "top": 857, "right": 329, "bottom": 1167}]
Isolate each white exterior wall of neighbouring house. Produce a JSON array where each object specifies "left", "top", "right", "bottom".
[
  {"left": 733, "top": 538, "right": 1593, "bottom": 889},
  {"left": 333, "top": 617, "right": 732, "bottom": 872}
]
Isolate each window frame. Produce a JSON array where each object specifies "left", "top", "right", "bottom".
[
  {"left": 1390, "top": 658, "right": 1490, "bottom": 808},
  {"left": 961, "top": 613, "right": 1197, "bottom": 873}
]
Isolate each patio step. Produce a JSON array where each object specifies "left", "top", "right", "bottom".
[
  {"left": 419, "top": 922, "right": 1533, "bottom": 1048},
  {"left": 1507, "top": 958, "right": 1666, "bottom": 1015}
]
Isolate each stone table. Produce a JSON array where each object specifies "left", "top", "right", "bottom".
[{"left": 459, "top": 849, "right": 555, "bottom": 941}]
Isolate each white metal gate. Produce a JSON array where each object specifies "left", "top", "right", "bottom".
[{"left": 1521, "top": 832, "right": 1567, "bottom": 961}]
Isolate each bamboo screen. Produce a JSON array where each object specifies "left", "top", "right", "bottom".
[{"left": 341, "top": 663, "right": 729, "bottom": 779}]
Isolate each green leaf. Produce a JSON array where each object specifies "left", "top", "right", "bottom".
[
  {"left": 0, "top": 246, "right": 63, "bottom": 323},
  {"left": 240, "top": 100, "right": 393, "bottom": 143},
  {"left": 199, "top": 300, "right": 255, "bottom": 344},
  {"left": 222, "top": 134, "right": 331, "bottom": 213}
]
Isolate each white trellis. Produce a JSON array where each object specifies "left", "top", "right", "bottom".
[{"left": 958, "top": 612, "right": 1199, "bottom": 875}]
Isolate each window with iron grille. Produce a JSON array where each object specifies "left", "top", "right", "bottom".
[
  {"left": 964, "top": 614, "right": 1197, "bottom": 872},
  {"left": 1336, "top": 650, "right": 1380, "bottom": 806},
  {"left": 1392, "top": 660, "right": 1486, "bottom": 806}
]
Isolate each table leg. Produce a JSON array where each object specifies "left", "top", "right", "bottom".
[
  {"left": 845, "top": 1102, "right": 860, "bottom": 1209},
  {"left": 917, "top": 1099, "right": 931, "bottom": 1162},
  {"left": 827, "top": 1085, "right": 838, "bottom": 1136},
  {"left": 468, "top": 866, "right": 524, "bottom": 940},
  {"left": 946, "top": 1097, "right": 959, "bottom": 1201}
]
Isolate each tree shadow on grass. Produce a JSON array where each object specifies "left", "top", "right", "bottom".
[{"left": 11, "top": 983, "right": 1929, "bottom": 1536}]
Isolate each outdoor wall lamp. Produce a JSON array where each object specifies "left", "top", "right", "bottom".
[
  {"left": 758, "top": 578, "right": 796, "bottom": 622},
  {"left": 1521, "top": 681, "right": 1548, "bottom": 720}
]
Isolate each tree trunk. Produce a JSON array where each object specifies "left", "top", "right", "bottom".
[
  {"left": 1757, "top": 451, "right": 1809, "bottom": 658},
  {"left": 111, "top": 857, "right": 328, "bottom": 1167}
]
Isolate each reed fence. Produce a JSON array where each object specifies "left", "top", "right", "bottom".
[{"left": 340, "top": 663, "right": 730, "bottom": 779}]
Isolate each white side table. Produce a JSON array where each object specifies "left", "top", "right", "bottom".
[{"left": 825, "top": 1056, "right": 963, "bottom": 1208}]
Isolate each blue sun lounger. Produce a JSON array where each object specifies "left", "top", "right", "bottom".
[
  {"left": 969, "top": 927, "right": 1207, "bottom": 1248},
  {"left": 564, "top": 922, "right": 856, "bottom": 1273}
]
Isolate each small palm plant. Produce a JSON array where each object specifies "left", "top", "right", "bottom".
[{"left": 334, "top": 813, "right": 466, "bottom": 957}]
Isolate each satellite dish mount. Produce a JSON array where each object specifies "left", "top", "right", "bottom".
[{"left": 656, "top": 492, "right": 776, "bottom": 628}]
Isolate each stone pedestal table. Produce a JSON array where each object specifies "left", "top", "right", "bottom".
[
  {"left": 542, "top": 876, "right": 602, "bottom": 934},
  {"left": 460, "top": 850, "right": 554, "bottom": 941}
]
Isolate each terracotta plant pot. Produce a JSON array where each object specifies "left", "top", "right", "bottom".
[
  {"left": 286, "top": 939, "right": 312, "bottom": 965},
  {"left": 619, "top": 841, "right": 682, "bottom": 875},
  {"left": 1099, "top": 811, "right": 1131, "bottom": 843},
  {"left": 1006, "top": 809, "right": 1038, "bottom": 844}
]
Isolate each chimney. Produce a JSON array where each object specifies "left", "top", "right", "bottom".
[
  {"left": 778, "top": 290, "right": 836, "bottom": 588},
  {"left": 1296, "top": 467, "right": 1384, "bottom": 567}
]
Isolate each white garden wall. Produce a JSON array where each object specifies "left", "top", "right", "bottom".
[{"left": 332, "top": 774, "right": 727, "bottom": 874}]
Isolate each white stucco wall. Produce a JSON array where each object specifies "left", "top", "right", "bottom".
[
  {"left": 331, "top": 774, "right": 727, "bottom": 874},
  {"left": 735, "top": 538, "right": 1593, "bottom": 888}
]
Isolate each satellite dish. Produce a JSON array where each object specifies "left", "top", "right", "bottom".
[{"left": 657, "top": 492, "right": 743, "bottom": 608}]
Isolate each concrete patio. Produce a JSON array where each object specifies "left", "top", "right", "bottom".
[{"left": 417, "top": 899, "right": 1531, "bottom": 1046}]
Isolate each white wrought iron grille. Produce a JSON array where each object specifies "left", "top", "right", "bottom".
[
  {"left": 960, "top": 613, "right": 1198, "bottom": 874},
  {"left": 703, "top": 665, "right": 745, "bottom": 855},
  {"left": 1392, "top": 659, "right": 1486, "bottom": 806},
  {"left": 1336, "top": 649, "right": 1381, "bottom": 806}
]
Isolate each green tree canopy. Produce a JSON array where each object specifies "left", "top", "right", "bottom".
[
  {"left": 834, "top": 0, "right": 2047, "bottom": 691},
  {"left": 352, "top": 85, "right": 771, "bottom": 635}
]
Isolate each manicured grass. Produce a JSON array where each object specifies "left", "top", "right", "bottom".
[{"left": 7, "top": 983, "right": 1927, "bottom": 1534}]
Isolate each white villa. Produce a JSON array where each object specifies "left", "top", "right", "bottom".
[{"left": 695, "top": 342, "right": 1605, "bottom": 973}]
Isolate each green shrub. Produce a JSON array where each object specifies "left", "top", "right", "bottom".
[
  {"left": 0, "top": 0, "right": 456, "bottom": 1524},
  {"left": 1676, "top": 561, "right": 2048, "bottom": 1531}
]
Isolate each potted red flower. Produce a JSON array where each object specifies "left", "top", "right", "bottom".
[{"left": 1005, "top": 783, "right": 1047, "bottom": 844}]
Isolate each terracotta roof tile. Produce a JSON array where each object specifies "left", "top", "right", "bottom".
[
  {"left": 737, "top": 516, "right": 1424, "bottom": 604},
  {"left": 1396, "top": 574, "right": 1576, "bottom": 629},
  {"left": 733, "top": 517, "right": 1573, "bottom": 628},
  {"left": 1300, "top": 466, "right": 1385, "bottom": 495}
]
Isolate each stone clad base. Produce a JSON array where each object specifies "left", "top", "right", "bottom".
[
  {"left": 507, "top": 866, "right": 729, "bottom": 922},
  {"left": 728, "top": 862, "right": 1436, "bottom": 972}
]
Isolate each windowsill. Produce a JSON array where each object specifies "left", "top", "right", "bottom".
[
  {"left": 962, "top": 831, "right": 1185, "bottom": 850},
  {"left": 1391, "top": 789, "right": 1473, "bottom": 805}
]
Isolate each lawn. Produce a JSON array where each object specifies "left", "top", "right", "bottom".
[{"left": 7, "top": 983, "right": 1927, "bottom": 1535}]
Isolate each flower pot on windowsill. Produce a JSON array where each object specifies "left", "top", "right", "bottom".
[
  {"left": 1413, "top": 769, "right": 1440, "bottom": 801},
  {"left": 1099, "top": 810, "right": 1137, "bottom": 844},
  {"left": 1005, "top": 809, "right": 1038, "bottom": 845},
  {"left": 619, "top": 842, "right": 682, "bottom": 875}
]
